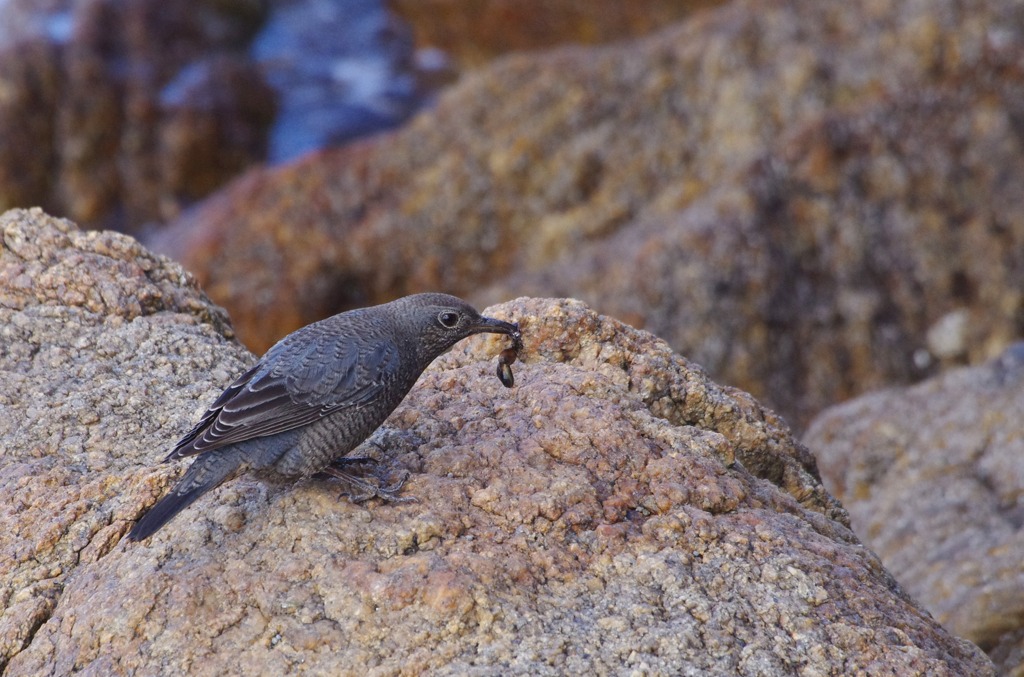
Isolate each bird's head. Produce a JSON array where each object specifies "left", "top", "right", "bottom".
[{"left": 397, "top": 293, "right": 519, "bottom": 362}]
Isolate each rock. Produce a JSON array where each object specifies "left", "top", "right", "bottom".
[
  {"left": 925, "top": 309, "right": 971, "bottom": 361},
  {"left": 391, "top": 0, "right": 723, "bottom": 70},
  {"left": 0, "top": 207, "right": 241, "bottom": 671},
  {"left": 1, "top": 208, "right": 992, "bottom": 675},
  {"left": 157, "top": 55, "right": 278, "bottom": 215},
  {"left": 152, "top": 0, "right": 1024, "bottom": 431},
  {"left": 508, "top": 67, "right": 1024, "bottom": 431},
  {"left": 804, "top": 343, "right": 1024, "bottom": 676},
  {"left": 0, "top": 28, "right": 59, "bottom": 224}
]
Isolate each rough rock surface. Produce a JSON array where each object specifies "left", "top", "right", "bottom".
[
  {"left": 152, "top": 0, "right": 1024, "bottom": 430},
  {"left": 805, "top": 344, "right": 1024, "bottom": 676},
  {"left": 1, "top": 209, "right": 991, "bottom": 675},
  {"left": 0, "top": 208, "right": 240, "bottom": 671}
]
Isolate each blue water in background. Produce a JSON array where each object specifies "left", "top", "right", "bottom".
[
  {"left": 251, "top": 0, "right": 422, "bottom": 163},
  {"left": 0, "top": 0, "right": 427, "bottom": 167}
]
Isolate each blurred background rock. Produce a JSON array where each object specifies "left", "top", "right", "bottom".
[{"left": 3, "top": 0, "right": 1023, "bottom": 433}]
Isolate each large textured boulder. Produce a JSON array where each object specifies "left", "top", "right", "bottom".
[
  {"left": 151, "top": 0, "right": 1024, "bottom": 430},
  {"left": 1, "top": 209, "right": 992, "bottom": 674},
  {"left": 805, "top": 346, "right": 1024, "bottom": 676}
]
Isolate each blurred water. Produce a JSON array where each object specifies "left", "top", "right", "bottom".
[
  {"left": 0, "top": 0, "right": 73, "bottom": 46},
  {"left": 0, "top": 0, "right": 420, "bottom": 164},
  {"left": 251, "top": 0, "right": 422, "bottom": 163},
  {"left": 44, "top": 8, "right": 73, "bottom": 42}
]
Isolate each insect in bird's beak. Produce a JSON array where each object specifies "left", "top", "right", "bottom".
[{"left": 495, "top": 327, "right": 522, "bottom": 388}]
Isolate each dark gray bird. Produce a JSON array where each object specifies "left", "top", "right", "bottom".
[{"left": 128, "top": 293, "right": 519, "bottom": 541}]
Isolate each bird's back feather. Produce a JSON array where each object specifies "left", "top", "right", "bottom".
[{"left": 167, "top": 321, "right": 401, "bottom": 461}]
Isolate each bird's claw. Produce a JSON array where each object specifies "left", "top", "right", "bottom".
[
  {"left": 344, "top": 470, "right": 416, "bottom": 504},
  {"left": 321, "top": 465, "right": 415, "bottom": 504}
]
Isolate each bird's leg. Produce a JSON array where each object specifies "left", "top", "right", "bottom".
[
  {"left": 331, "top": 425, "right": 395, "bottom": 466},
  {"left": 320, "top": 463, "right": 414, "bottom": 503},
  {"left": 318, "top": 426, "right": 418, "bottom": 502},
  {"left": 324, "top": 429, "right": 390, "bottom": 467}
]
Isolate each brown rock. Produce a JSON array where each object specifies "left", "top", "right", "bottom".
[
  {"left": 155, "top": 56, "right": 278, "bottom": 219},
  {"left": 1, "top": 208, "right": 992, "bottom": 675},
  {"left": 0, "top": 0, "right": 427, "bottom": 235},
  {"left": 510, "top": 65, "right": 1024, "bottom": 431},
  {"left": 0, "top": 207, "right": 240, "bottom": 671},
  {"left": 392, "top": 0, "right": 722, "bottom": 69},
  {"left": 804, "top": 343, "right": 1024, "bottom": 676},
  {"left": 153, "top": 0, "right": 1024, "bottom": 432},
  {"left": 0, "top": 24, "right": 60, "bottom": 219}
]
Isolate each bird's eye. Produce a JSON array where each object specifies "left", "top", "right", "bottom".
[{"left": 438, "top": 311, "right": 460, "bottom": 328}]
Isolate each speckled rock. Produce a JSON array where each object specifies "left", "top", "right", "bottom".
[
  {"left": 805, "top": 343, "right": 1024, "bottom": 676},
  {"left": 0, "top": 207, "right": 241, "bottom": 671},
  {"left": 1, "top": 209, "right": 992, "bottom": 675},
  {"left": 152, "top": 0, "right": 1024, "bottom": 433}
]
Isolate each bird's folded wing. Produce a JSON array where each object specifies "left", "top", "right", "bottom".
[{"left": 166, "top": 335, "right": 401, "bottom": 459}]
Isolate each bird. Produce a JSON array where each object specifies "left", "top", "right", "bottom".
[{"left": 127, "top": 293, "right": 520, "bottom": 541}]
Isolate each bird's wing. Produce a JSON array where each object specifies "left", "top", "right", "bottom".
[{"left": 166, "top": 332, "right": 402, "bottom": 459}]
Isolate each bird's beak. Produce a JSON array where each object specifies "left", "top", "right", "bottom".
[{"left": 471, "top": 316, "right": 520, "bottom": 339}]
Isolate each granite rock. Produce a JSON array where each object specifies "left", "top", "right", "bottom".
[
  {"left": 0, "top": 207, "right": 241, "bottom": 671},
  {"left": 805, "top": 343, "right": 1024, "bottom": 676},
  {"left": 0, "top": 208, "right": 991, "bottom": 675},
  {"left": 509, "top": 65, "right": 1024, "bottom": 431}
]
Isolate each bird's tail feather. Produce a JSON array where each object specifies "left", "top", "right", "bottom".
[{"left": 128, "top": 449, "right": 243, "bottom": 541}]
